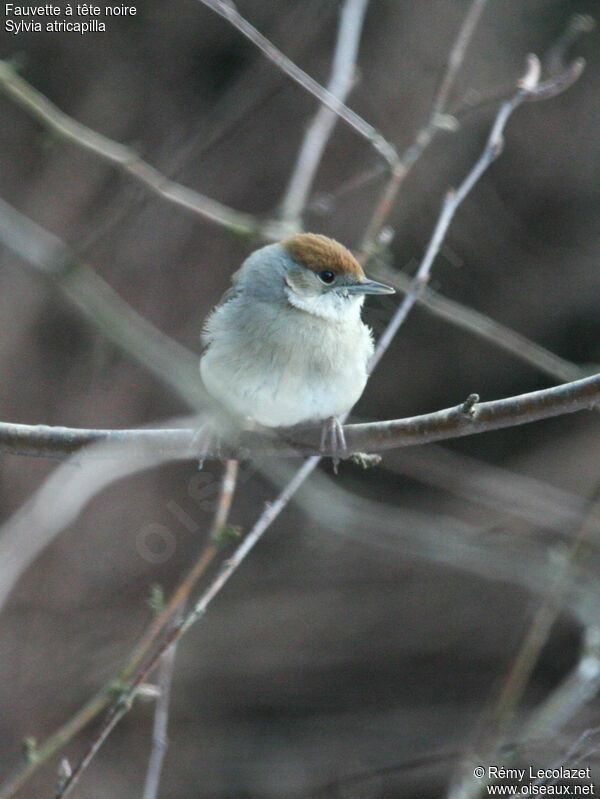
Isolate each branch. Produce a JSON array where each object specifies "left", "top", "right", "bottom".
[
  {"left": 53, "top": 456, "right": 318, "bottom": 799},
  {"left": 141, "top": 460, "right": 238, "bottom": 799},
  {"left": 279, "top": 0, "right": 371, "bottom": 225},
  {"left": 140, "top": 616, "right": 179, "bottom": 799},
  {"left": 368, "top": 54, "right": 545, "bottom": 372},
  {"left": 0, "top": 458, "right": 239, "bottom": 799},
  {"left": 195, "top": 0, "right": 397, "bottom": 166},
  {"left": 431, "top": 0, "right": 490, "bottom": 117},
  {"left": 0, "top": 62, "right": 272, "bottom": 238},
  {"left": 359, "top": 10, "right": 587, "bottom": 258},
  {"left": 0, "top": 196, "right": 205, "bottom": 410},
  {"left": 359, "top": 0, "right": 489, "bottom": 256},
  {"left": 0, "top": 371, "right": 598, "bottom": 461}
]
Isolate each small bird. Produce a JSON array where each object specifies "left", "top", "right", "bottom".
[{"left": 200, "top": 233, "right": 394, "bottom": 456}]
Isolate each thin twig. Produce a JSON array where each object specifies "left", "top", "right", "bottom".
[
  {"left": 141, "top": 459, "right": 239, "bottom": 799},
  {"left": 279, "top": 0, "right": 371, "bottom": 225},
  {"left": 0, "top": 61, "right": 266, "bottom": 237},
  {"left": 359, "top": 0, "right": 489, "bottom": 256},
  {"left": 369, "top": 54, "right": 541, "bottom": 372},
  {"left": 431, "top": 0, "right": 490, "bottom": 117},
  {"left": 53, "top": 457, "right": 316, "bottom": 799},
  {"left": 141, "top": 616, "right": 179, "bottom": 799},
  {"left": 195, "top": 0, "right": 397, "bottom": 166},
  {"left": 358, "top": 8, "right": 588, "bottom": 259}
]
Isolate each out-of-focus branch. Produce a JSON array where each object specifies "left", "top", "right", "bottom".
[
  {"left": 545, "top": 14, "right": 595, "bottom": 79},
  {"left": 141, "top": 459, "right": 239, "bottom": 799},
  {"left": 195, "top": 0, "right": 397, "bottom": 166},
  {"left": 431, "top": 0, "right": 490, "bottom": 118},
  {"left": 372, "top": 263, "right": 590, "bottom": 383},
  {"left": 448, "top": 485, "right": 600, "bottom": 799},
  {"left": 0, "top": 61, "right": 274, "bottom": 238},
  {"left": 0, "top": 458, "right": 239, "bottom": 799},
  {"left": 53, "top": 456, "right": 318, "bottom": 799},
  {"left": 359, "top": 0, "right": 489, "bottom": 256},
  {"left": 0, "top": 196, "right": 205, "bottom": 409},
  {"left": 359, "top": 10, "right": 589, "bottom": 258},
  {"left": 0, "top": 371, "right": 598, "bottom": 461},
  {"left": 279, "top": 0, "right": 370, "bottom": 226},
  {"left": 519, "top": 625, "right": 600, "bottom": 742}
]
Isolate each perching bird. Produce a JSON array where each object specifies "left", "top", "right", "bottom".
[{"left": 200, "top": 233, "right": 394, "bottom": 454}]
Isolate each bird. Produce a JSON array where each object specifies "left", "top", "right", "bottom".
[{"left": 199, "top": 233, "right": 395, "bottom": 460}]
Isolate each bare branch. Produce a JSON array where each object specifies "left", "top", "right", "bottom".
[
  {"left": 141, "top": 617, "right": 179, "bottom": 799},
  {"left": 0, "top": 196, "right": 205, "bottom": 409},
  {"left": 545, "top": 14, "right": 595, "bottom": 78},
  {"left": 0, "top": 458, "right": 239, "bottom": 799},
  {"left": 53, "top": 456, "right": 317, "bottom": 799},
  {"left": 360, "top": 0, "right": 489, "bottom": 255},
  {"left": 141, "top": 461, "right": 238, "bottom": 799},
  {"left": 279, "top": 0, "right": 371, "bottom": 225},
  {"left": 431, "top": 0, "right": 490, "bottom": 117},
  {"left": 0, "top": 371, "right": 598, "bottom": 461},
  {"left": 0, "top": 60, "right": 267, "bottom": 237},
  {"left": 195, "top": 0, "right": 397, "bottom": 166},
  {"left": 359, "top": 12, "right": 590, "bottom": 257},
  {"left": 368, "top": 54, "right": 543, "bottom": 372}
]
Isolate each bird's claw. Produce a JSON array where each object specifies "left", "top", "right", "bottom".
[
  {"left": 320, "top": 416, "right": 348, "bottom": 474},
  {"left": 190, "top": 423, "right": 221, "bottom": 469}
]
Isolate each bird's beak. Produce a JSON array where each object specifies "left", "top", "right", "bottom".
[{"left": 346, "top": 278, "right": 396, "bottom": 295}]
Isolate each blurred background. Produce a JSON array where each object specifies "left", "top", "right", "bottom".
[{"left": 0, "top": 0, "right": 599, "bottom": 796}]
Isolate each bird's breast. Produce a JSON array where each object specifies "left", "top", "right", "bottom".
[{"left": 200, "top": 302, "right": 374, "bottom": 427}]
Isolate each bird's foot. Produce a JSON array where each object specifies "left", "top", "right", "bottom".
[{"left": 320, "top": 416, "right": 347, "bottom": 474}]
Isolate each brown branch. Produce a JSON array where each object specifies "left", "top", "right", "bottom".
[
  {"left": 0, "top": 371, "right": 597, "bottom": 462},
  {"left": 52, "top": 457, "right": 314, "bottom": 799},
  {"left": 143, "top": 460, "right": 239, "bottom": 799}
]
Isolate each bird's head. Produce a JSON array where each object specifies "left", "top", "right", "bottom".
[{"left": 277, "top": 233, "right": 395, "bottom": 321}]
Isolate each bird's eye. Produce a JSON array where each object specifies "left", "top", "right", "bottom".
[{"left": 318, "top": 270, "right": 335, "bottom": 284}]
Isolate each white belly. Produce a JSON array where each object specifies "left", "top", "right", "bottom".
[{"left": 200, "top": 309, "right": 373, "bottom": 428}]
